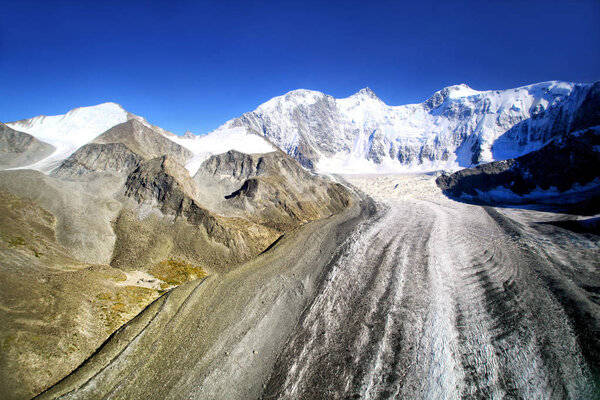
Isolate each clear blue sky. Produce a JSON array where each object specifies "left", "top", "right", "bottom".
[{"left": 1, "top": 0, "right": 599, "bottom": 135}]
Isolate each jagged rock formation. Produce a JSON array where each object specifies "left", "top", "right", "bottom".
[
  {"left": 111, "top": 155, "right": 279, "bottom": 272},
  {"left": 194, "top": 150, "right": 351, "bottom": 231},
  {"left": 125, "top": 155, "right": 202, "bottom": 207},
  {"left": 54, "top": 120, "right": 191, "bottom": 177},
  {"left": 436, "top": 127, "right": 600, "bottom": 213},
  {"left": 216, "top": 81, "right": 600, "bottom": 171},
  {"left": 0, "top": 123, "right": 55, "bottom": 169}
]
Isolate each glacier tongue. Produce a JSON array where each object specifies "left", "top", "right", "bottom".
[{"left": 217, "top": 81, "right": 596, "bottom": 173}]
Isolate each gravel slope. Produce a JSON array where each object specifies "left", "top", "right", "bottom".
[
  {"left": 35, "top": 186, "right": 371, "bottom": 400},
  {"left": 37, "top": 174, "right": 599, "bottom": 399}
]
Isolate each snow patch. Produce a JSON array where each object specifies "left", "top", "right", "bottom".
[
  {"left": 172, "top": 127, "right": 277, "bottom": 175},
  {"left": 464, "top": 178, "right": 600, "bottom": 203}
]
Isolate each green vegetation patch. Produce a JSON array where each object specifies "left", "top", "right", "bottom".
[
  {"left": 149, "top": 259, "right": 207, "bottom": 285},
  {"left": 95, "top": 286, "right": 158, "bottom": 332}
]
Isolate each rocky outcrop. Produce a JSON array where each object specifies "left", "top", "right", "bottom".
[
  {"left": 124, "top": 156, "right": 203, "bottom": 219},
  {"left": 54, "top": 119, "right": 192, "bottom": 177},
  {"left": 436, "top": 128, "right": 600, "bottom": 213},
  {"left": 93, "top": 119, "right": 192, "bottom": 164},
  {"left": 0, "top": 122, "right": 55, "bottom": 169},
  {"left": 195, "top": 150, "right": 351, "bottom": 231},
  {"left": 53, "top": 143, "right": 142, "bottom": 177}
]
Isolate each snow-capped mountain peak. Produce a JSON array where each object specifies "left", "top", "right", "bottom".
[
  {"left": 256, "top": 89, "right": 326, "bottom": 114},
  {"left": 218, "top": 80, "right": 599, "bottom": 173},
  {"left": 7, "top": 102, "right": 131, "bottom": 158},
  {"left": 441, "top": 83, "right": 479, "bottom": 98},
  {"left": 5, "top": 102, "right": 176, "bottom": 171},
  {"left": 352, "top": 87, "right": 381, "bottom": 100}
]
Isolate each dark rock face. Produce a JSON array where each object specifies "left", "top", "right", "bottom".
[
  {"left": 196, "top": 149, "right": 315, "bottom": 185},
  {"left": 436, "top": 160, "right": 516, "bottom": 197},
  {"left": 53, "top": 143, "right": 142, "bottom": 177},
  {"left": 124, "top": 156, "right": 207, "bottom": 223},
  {"left": 437, "top": 128, "right": 600, "bottom": 212},
  {"left": 196, "top": 150, "right": 265, "bottom": 183},
  {"left": 0, "top": 122, "right": 55, "bottom": 169},
  {"left": 195, "top": 150, "right": 351, "bottom": 231},
  {"left": 571, "top": 82, "right": 600, "bottom": 132}
]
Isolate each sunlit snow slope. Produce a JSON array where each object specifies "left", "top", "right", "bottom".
[
  {"left": 5, "top": 80, "right": 597, "bottom": 175},
  {"left": 171, "top": 127, "right": 276, "bottom": 175},
  {"left": 219, "top": 81, "right": 595, "bottom": 173},
  {"left": 6, "top": 103, "right": 156, "bottom": 171},
  {"left": 6, "top": 103, "right": 276, "bottom": 174}
]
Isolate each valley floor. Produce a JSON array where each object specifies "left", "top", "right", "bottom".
[
  {"left": 38, "top": 174, "right": 600, "bottom": 399},
  {"left": 264, "top": 174, "right": 600, "bottom": 399}
]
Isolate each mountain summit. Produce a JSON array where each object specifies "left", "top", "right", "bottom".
[
  {"left": 216, "top": 80, "right": 599, "bottom": 172},
  {"left": 353, "top": 87, "right": 380, "bottom": 100}
]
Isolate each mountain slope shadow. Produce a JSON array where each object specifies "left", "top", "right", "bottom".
[{"left": 437, "top": 127, "right": 600, "bottom": 215}]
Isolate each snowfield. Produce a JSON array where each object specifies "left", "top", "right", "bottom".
[
  {"left": 219, "top": 81, "right": 592, "bottom": 172},
  {"left": 5, "top": 103, "right": 277, "bottom": 175},
  {"left": 171, "top": 126, "right": 276, "bottom": 175},
  {"left": 7, "top": 103, "right": 133, "bottom": 171}
]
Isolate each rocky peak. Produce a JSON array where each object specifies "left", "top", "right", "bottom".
[
  {"left": 93, "top": 119, "right": 192, "bottom": 164},
  {"left": 126, "top": 155, "right": 198, "bottom": 201},
  {"left": 354, "top": 87, "right": 380, "bottom": 100},
  {"left": 424, "top": 83, "right": 479, "bottom": 109}
]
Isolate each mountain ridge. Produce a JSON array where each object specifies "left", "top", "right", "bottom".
[
  {"left": 217, "top": 80, "right": 597, "bottom": 172},
  {"left": 2, "top": 80, "right": 598, "bottom": 175}
]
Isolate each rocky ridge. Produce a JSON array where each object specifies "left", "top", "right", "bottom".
[
  {"left": 0, "top": 109, "right": 353, "bottom": 400},
  {"left": 0, "top": 123, "right": 55, "bottom": 169},
  {"left": 436, "top": 127, "right": 600, "bottom": 213},
  {"left": 53, "top": 119, "right": 192, "bottom": 178},
  {"left": 195, "top": 150, "right": 351, "bottom": 231}
]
